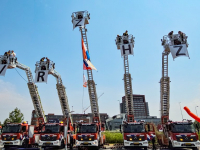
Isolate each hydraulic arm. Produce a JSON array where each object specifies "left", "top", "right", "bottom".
[{"left": 0, "top": 54, "right": 46, "bottom": 123}]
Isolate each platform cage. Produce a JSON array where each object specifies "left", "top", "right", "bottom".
[
  {"left": 71, "top": 10, "right": 90, "bottom": 25},
  {"left": 0, "top": 55, "right": 17, "bottom": 68},
  {"left": 115, "top": 34, "right": 135, "bottom": 50},
  {"left": 161, "top": 32, "right": 188, "bottom": 50},
  {"left": 35, "top": 60, "right": 55, "bottom": 73}
]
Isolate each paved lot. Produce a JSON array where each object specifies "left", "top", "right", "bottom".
[{"left": 0, "top": 146, "right": 199, "bottom": 150}]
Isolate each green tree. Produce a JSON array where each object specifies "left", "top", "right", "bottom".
[
  {"left": 3, "top": 107, "right": 24, "bottom": 125},
  {"left": 3, "top": 118, "right": 11, "bottom": 125}
]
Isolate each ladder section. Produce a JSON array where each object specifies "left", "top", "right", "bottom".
[
  {"left": 80, "top": 27, "right": 100, "bottom": 120},
  {"left": 49, "top": 69, "right": 72, "bottom": 123},
  {"left": 16, "top": 63, "right": 46, "bottom": 122},
  {"left": 56, "top": 83, "right": 72, "bottom": 124},
  {"left": 123, "top": 55, "right": 134, "bottom": 122},
  {"left": 160, "top": 52, "right": 170, "bottom": 124}
]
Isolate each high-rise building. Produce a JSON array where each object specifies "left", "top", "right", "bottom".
[{"left": 120, "top": 94, "right": 150, "bottom": 117}]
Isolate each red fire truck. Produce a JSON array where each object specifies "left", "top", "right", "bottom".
[{"left": 0, "top": 122, "right": 37, "bottom": 149}]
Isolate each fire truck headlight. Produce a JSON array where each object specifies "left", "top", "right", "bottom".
[
  {"left": 180, "top": 138, "right": 183, "bottom": 141},
  {"left": 12, "top": 138, "right": 14, "bottom": 140},
  {"left": 54, "top": 141, "right": 59, "bottom": 144},
  {"left": 174, "top": 142, "right": 180, "bottom": 146},
  {"left": 196, "top": 142, "right": 200, "bottom": 145},
  {"left": 129, "top": 138, "right": 132, "bottom": 141},
  {"left": 139, "top": 138, "right": 142, "bottom": 141},
  {"left": 89, "top": 138, "right": 91, "bottom": 141},
  {"left": 190, "top": 138, "right": 193, "bottom": 141},
  {"left": 81, "top": 138, "right": 83, "bottom": 141},
  {"left": 14, "top": 141, "right": 18, "bottom": 144},
  {"left": 4, "top": 138, "right": 6, "bottom": 140}
]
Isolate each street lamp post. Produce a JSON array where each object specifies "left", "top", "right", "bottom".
[
  {"left": 195, "top": 106, "right": 199, "bottom": 116},
  {"left": 179, "top": 102, "right": 183, "bottom": 120}
]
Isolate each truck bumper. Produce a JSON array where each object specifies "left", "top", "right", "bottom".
[
  {"left": 0, "top": 139, "right": 21, "bottom": 146},
  {"left": 172, "top": 140, "right": 200, "bottom": 148},
  {"left": 38, "top": 140, "right": 61, "bottom": 147},
  {"left": 76, "top": 140, "right": 98, "bottom": 147},
  {"left": 124, "top": 140, "right": 148, "bottom": 148}
]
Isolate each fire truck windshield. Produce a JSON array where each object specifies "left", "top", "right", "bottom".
[
  {"left": 2, "top": 124, "right": 21, "bottom": 133},
  {"left": 43, "top": 124, "right": 60, "bottom": 133},
  {"left": 123, "top": 124, "right": 145, "bottom": 133},
  {"left": 77, "top": 124, "right": 97, "bottom": 133},
  {"left": 171, "top": 123, "right": 195, "bottom": 133}
]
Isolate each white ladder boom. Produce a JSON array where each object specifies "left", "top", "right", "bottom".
[
  {"left": 80, "top": 27, "right": 100, "bottom": 121},
  {"left": 123, "top": 55, "right": 134, "bottom": 122},
  {"left": 16, "top": 62, "right": 46, "bottom": 122}
]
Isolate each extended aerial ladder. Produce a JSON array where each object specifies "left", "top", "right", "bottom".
[
  {"left": 0, "top": 54, "right": 46, "bottom": 124},
  {"left": 35, "top": 59, "right": 72, "bottom": 124},
  {"left": 160, "top": 31, "right": 189, "bottom": 124},
  {"left": 115, "top": 33, "right": 135, "bottom": 122},
  {"left": 157, "top": 32, "right": 199, "bottom": 150},
  {"left": 72, "top": 11, "right": 105, "bottom": 150},
  {"left": 72, "top": 11, "right": 100, "bottom": 123}
]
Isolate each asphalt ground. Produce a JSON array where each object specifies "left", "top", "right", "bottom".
[{"left": 0, "top": 146, "right": 199, "bottom": 150}]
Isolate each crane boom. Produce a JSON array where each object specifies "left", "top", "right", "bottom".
[
  {"left": 123, "top": 55, "right": 134, "bottom": 122},
  {"left": 71, "top": 11, "right": 100, "bottom": 122},
  {"left": 160, "top": 31, "right": 189, "bottom": 124},
  {"left": 115, "top": 33, "right": 135, "bottom": 122},
  {"left": 17, "top": 62, "right": 46, "bottom": 122},
  {"left": 80, "top": 28, "right": 100, "bottom": 122},
  {"left": 35, "top": 60, "right": 72, "bottom": 124},
  {"left": 0, "top": 55, "right": 46, "bottom": 123},
  {"left": 160, "top": 51, "right": 170, "bottom": 124}
]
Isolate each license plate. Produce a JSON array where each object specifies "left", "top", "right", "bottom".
[
  {"left": 185, "top": 143, "right": 191, "bottom": 145},
  {"left": 83, "top": 142, "right": 88, "bottom": 145},
  {"left": 46, "top": 142, "right": 51, "bottom": 144},
  {"left": 5, "top": 142, "right": 11, "bottom": 144},
  {"left": 134, "top": 142, "right": 139, "bottom": 145}
]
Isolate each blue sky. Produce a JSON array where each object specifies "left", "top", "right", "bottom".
[{"left": 0, "top": 0, "right": 200, "bottom": 123}]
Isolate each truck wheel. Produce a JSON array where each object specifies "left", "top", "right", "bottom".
[
  {"left": 59, "top": 140, "right": 65, "bottom": 149},
  {"left": 169, "top": 141, "right": 174, "bottom": 150},
  {"left": 193, "top": 148, "right": 198, "bottom": 150},
  {"left": 144, "top": 147, "right": 147, "bottom": 150},
  {"left": 78, "top": 147, "right": 81, "bottom": 150}
]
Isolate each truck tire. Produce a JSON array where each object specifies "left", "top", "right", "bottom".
[
  {"left": 78, "top": 147, "right": 81, "bottom": 150},
  {"left": 59, "top": 140, "right": 65, "bottom": 149},
  {"left": 144, "top": 147, "right": 147, "bottom": 150},
  {"left": 193, "top": 147, "right": 198, "bottom": 150}
]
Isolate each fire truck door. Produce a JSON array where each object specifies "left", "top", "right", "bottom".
[{"left": 28, "top": 125, "right": 34, "bottom": 138}]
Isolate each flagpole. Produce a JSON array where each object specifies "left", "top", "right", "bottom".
[{"left": 82, "top": 71, "right": 84, "bottom": 114}]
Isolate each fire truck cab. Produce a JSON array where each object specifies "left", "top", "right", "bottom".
[
  {"left": 38, "top": 122, "right": 69, "bottom": 149},
  {"left": 161, "top": 120, "right": 200, "bottom": 150},
  {"left": 75, "top": 122, "right": 105, "bottom": 150},
  {"left": 120, "top": 121, "right": 148, "bottom": 150},
  {"left": 0, "top": 122, "right": 36, "bottom": 149}
]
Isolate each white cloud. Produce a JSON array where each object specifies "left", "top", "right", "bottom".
[{"left": 0, "top": 80, "right": 33, "bottom": 123}]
